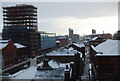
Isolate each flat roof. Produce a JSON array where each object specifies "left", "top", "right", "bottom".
[
  {"left": 35, "top": 68, "right": 64, "bottom": 80},
  {"left": 12, "top": 60, "right": 70, "bottom": 80},
  {"left": 96, "top": 54, "right": 120, "bottom": 56},
  {"left": 46, "top": 54, "right": 75, "bottom": 56}
]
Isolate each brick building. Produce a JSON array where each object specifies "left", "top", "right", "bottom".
[
  {"left": 90, "top": 36, "right": 105, "bottom": 47},
  {"left": 1, "top": 40, "right": 27, "bottom": 69},
  {"left": 56, "top": 36, "right": 69, "bottom": 47},
  {"left": 90, "top": 39, "right": 120, "bottom": 81}
]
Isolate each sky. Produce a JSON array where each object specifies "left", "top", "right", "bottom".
[{"left": 0, "top": 1, "right": 119, "bottom": 36}]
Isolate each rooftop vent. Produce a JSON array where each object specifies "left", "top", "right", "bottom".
[{"left": 37, "top": 59, "right": 53, "bottom": 71}]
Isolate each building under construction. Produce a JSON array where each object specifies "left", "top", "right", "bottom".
[{"left": 2, "top": 4, "right": 40, "bottom": 56}]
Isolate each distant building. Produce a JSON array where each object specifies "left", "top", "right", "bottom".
[
  {"left": 2, "top": 4, "right": 40, "bottom": 56},
  {"left": 85, "top": 33, "right": 112, "bottom": 43},
  {"left": 90, "top": 36, "right": 105, "bottom": 47},
  {"left": 69, "top": 28, "right": 73, "bottom": 38},
  {"left": 113, "top": 30, "right": 120, "bottom": 40},
  {"left": 92, "top": 29, "right": 96, "bottom": 34},
  {"left": 56, "top": 35, "right": 69, "bottom": 47},
  {"left": 72, "top": 34, "right": 80, "bottom": 43},
  {"left": 68, "top": 28, "right": 80, "bottom": 43},
  {"left": 39, "top": 31, "right": 56, "bottom": 53}
]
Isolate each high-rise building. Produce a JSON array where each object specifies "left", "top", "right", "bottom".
[
  {"left": 2, "top": 4, "right": 40, "bottom": 56},
  {"left": 68, "top": 28, "right": 80, "bottom": 43},
  {"left": 69, "top": 28, "right": 73, "bottom": 38},
  {"left": 92, "top": 29, "right": 96, "bottom": 34}
]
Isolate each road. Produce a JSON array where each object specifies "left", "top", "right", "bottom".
[{"left": 81, "top": 46, "right": 90, "bottom": 81}]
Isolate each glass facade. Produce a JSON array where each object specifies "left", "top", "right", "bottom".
[{"left": 40, "top": 32, "right": 56, "bottom": 50}]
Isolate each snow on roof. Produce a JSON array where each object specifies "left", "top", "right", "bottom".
[
  {"left": 48, "top": 47, "right": 77, "bottom": 55},
  {"left": 12, "top": 60, "right": 70, "bottom": 80},
  {"left": 0, "top": 43, "right": 26, "bottom": 49},
  {"left": 92, "top": 37, "right": 98, "bottom": 40},
  {"left": 0, "top": 43, "right": 7, "bottom": 49},
  {"left": 95, "top": 39, "right": 120, "bottom": 56},
  {"left": 91, "top": 45, "right": 99, "bottom": 52},
  {"left": 56, "top": 40, "right": 60, "bottom": 43},
  {"left": 46, "top": 53, "right": 75, "bottom": 56},
  {"left": 14, "top": 43, "right": 26, "bottom": 48},
  {"left": 34, "top": 68, "right": 65, "bottom": 80},
  {"left": 57, "top": 36, "right": 67, "bottom": 39},
  {"left": 12, "top": 66, "right": 37, "bottom": 79},
  {"left": 77, "top": 52, "right": 83, "bottom": 58},
  {"left": 96, "top": 54, "right": 120, "bottom": 56},
  {"left": 0, "top": 40, "right": 8, "bottom": 43},
  {"left": 65, "top": 47, "right": 74, "bottom": 51},
  {"left": 48, "top": 60, "right": 70, "bottom": 68},
  {"left": 92, "top": 36, "right": 102, "bottom": 41},
  {"left": 72, "top": 43, "right": 85, "bottom": 47}
]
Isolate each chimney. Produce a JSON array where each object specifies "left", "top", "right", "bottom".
[
  {"left": 43, "top": 59, "right": 49, "bottom": 67},
  {"left": 37, "top": 59, "right": 53, "bottom": 70}
]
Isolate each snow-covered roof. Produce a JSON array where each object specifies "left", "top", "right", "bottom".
[
  {"left": 46, "top": 54, "right": 74, "bottom": 56},
  {"left": 12, "top": 66, "right": 37, "bottom": 79},
  {"left": 0, "top": 40, "right": 8, "bottom": 43},
  {"left": 72, "top": 43, "right": 85, "bottom": 47},
  {"left": 92, "top": 36, "right": 102, "bottom": 41},
  {"left": 12, "top": 60, "right": 70, "bottom": 80},
  {"left": 95, "top": 39, "right": 120, "bottom": 56},
  {"left": 34, "top": 68, "right": 65, "bottom": 80},
  {"left": 56, "top": 40, "right": 60, "bottom": 43},
  {"left": 48, "top": 47, "right": 77, "bottom": 55},
  {"left": 96, "top": 54, "right": 120, "bottom": 56},
  {"left": 14, "top": 43, "right": 26, "bottom": 48},
  {"left": 91, "top": 45, "right": 98, "bottom": 52},
  {"left": 0, "top": 43, "right": 26, "bottom": 49},
  {"left": 57, "top": 36, "right": 67, "bottom": 39}
]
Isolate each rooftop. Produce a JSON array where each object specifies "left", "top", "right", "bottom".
[
  {"left": 12, "top": 60, "right": 70, "bottom": 80},
  {"left": 94, "top": 39, "right": 120, "bottom": 56},
  {"left": 0, "top": 42, "right": 26, "bottom": 49},
  {"left": 3, "top": 4, "right": 37, "bottom": 9},
  {"left": 92, "top": 36, "right": 103, "bottom": 41},
  {"left": 46, "top": 53, "right": 75, "bottom": 56}
]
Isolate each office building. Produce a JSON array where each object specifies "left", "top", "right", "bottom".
[
  {"left": 2, "top": 4, "right": 40, "bottom": 56},
  {"left": 40, "top": 32, "right": 56, "bottom": 53}
]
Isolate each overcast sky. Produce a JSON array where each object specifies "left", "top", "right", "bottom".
[{"left": 0, "top": 1, "right": 118, "bottom": 35}]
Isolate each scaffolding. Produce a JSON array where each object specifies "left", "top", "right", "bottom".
[{"left": 2, "top": 4, "right": 40, "bottom": 56}]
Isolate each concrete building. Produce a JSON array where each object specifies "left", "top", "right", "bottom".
[
  {"left": 69, "top": 28, "right": 73, "bottom": 38},
  {"left": 39, "top": 31, "right": 56, "bottom": 53},
  {"left": 2, "top": 4, "right": 40, "bottom": 56},
  {"left": 92, "top": 29, "right": 96, "bottom": 34},
  {"left": 68, "top": 28, "right": 80, "bottom": 43},
  {"left": 72, "top": 34, "right": 80, "bottom": 43}
]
